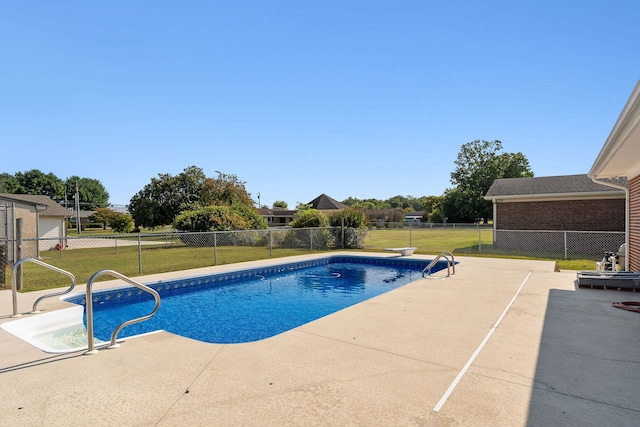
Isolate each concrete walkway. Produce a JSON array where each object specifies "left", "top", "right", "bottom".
[{"left": 1, "top": 253, "right": 639, "bottom": 426}]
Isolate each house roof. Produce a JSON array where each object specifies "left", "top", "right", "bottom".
[
  {"left": 590, "top": 79, "right": 640, "bottom": 180},
  {"left": 484, "top": 174, "right": 625, "bottom": 201},
  {"left": 307, "top": 194, "right": 346, "bottom": 210},
  {"left": 0, "top": 194, "right": 71, "bottom": 217}
]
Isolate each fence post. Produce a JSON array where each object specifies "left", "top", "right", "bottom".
[
  {"left": 16, "top": 218, "right": 22, "bottom": 291},
  {"left": 269, "top": 229, "right": 272, "bottom": 257},
  {"left": 478, "top": 224, "right": 482, "bottom": 254},
  {"left": 564, "top": 231, "right": 568, "bottom": 260},
  {"left": 409, "top": 222, "right": 412, "bottom": 247},
  {"left": 138, "top": 235, "right": 142, "bottom": 274},
  {"left": 214, "top": 232, "right": 218, "bottom": 265},
  {"left": 310, "top": 229, "right": 314, "bottom": 251}
]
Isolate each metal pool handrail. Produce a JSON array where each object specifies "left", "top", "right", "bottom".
[
  {"left": 422, "top": 252, "right": 456, "bottom": 278},
  {"left": 85, "top": 270, "right": 161, "bottom": 354},
  {"left": 11, "top": 258, "right": 77, "bottom": 316}
]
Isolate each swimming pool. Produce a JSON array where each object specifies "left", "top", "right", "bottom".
[{"left": 64, "top": 255, "right": 444, "bottom": 344}]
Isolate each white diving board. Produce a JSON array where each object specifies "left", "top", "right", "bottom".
[{"left": 382, "top": 247, "right": 417, "bottom": 256}]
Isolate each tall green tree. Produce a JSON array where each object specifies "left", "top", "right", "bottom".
[
  {"left": 129, "top": 166, "right": 260, "bottom": 229},
  {"left": 14, "top": 169, "right": 65, "bottom": 200},
  {"left": 64, "top": 176, "right": 110, "bottom": 210},
  {"left": 444, "top": 140, "right": 533, "bottom": 222},
  {"left": 0, "top": 173, "right": 19, "bottom": 193},
  {"left": 129, "top": 167, "right": 203, "bottom": 228},
  {"left": 200, "top": 171, "right": 253, "bottom": 207}
]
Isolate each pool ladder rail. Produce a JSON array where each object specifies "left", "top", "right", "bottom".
[
  {"left": 422, "top": 252, "right": 456, "bottom": 278},
  {"left": 10, "top": 258, "right": 77, "bottom": 317},
  {"left": 85, "top": 270, "right": 161, "bottom": 354},
  {"left": 8, "top": 259, "right": 161, "bottom": 355}
]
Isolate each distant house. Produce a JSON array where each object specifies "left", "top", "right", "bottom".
[
  {"left": 483, "top": 174, "right": 626, "bottom": 256},
  {"left": 484, "top": 174, "right": 625, "bottom": 232},
  {"left": 307, "top": 194, "right": 345, "bottom": 210},
  {"left": 258, "top": 207, "right": 296, "bottom": 227},
  {"left": 259, "top": 194, "right": 346, "bottom": 227},
  {"left": 0, "top": 194, "right": 70, "bottom": 260}
]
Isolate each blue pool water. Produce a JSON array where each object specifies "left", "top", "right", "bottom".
[{"left": 66, "top": 256, "right": 446, "bottom": 344}]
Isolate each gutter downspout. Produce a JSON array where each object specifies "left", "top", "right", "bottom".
[{"left": 590, "top": 176, "right": 629, "bottom": 271}]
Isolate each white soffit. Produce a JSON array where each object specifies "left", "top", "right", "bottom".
[{"left": 590, "top": 80, "right": 640, "bottom": 179}]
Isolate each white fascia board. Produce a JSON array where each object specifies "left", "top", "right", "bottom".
[
  {"left": 589, "top": 80, "right": 640, "bottom": 179},
  {"left": 484, "top": 191, "right": 625, "bottom": 202}
]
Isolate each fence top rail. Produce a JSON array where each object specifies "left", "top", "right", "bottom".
[{"left": 497, "top": 229, "right": 625, "bottom": 234}]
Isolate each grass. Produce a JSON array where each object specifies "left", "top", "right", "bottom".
[{"left": 0, "top": 226, "right": 599, "bottom": 292}]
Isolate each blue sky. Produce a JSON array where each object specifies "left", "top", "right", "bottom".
[{"left": 1, "top": 1, "right": 639, "bottom": 208}]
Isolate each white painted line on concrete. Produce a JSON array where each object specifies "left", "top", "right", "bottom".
[{"left": 433, "top": 271, "right": 532, "bottom": 412}]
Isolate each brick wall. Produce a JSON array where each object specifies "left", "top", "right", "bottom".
[
  {"left": 629, "top": 176, "right": 640, "bottom": 271},
  {"left": 496, "top": 199, "right": 625, "bottom": 231}
]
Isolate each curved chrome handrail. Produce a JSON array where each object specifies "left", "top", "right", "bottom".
[
  {"left": 11, "top": 258, "right": 77, "bottom": 316},
  {"left": 422, "top": 252, "right": 456, "bottom": 278},
  {"left": 85, "top": 270, "right": 161, "bottom": 354}
]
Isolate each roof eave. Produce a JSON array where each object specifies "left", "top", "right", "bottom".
[
  {"left": 484, "top": 191, "right": 625, "bottom": 202},
  {"left": 589, "top": 80, "right": 640, "bottom": 180}
]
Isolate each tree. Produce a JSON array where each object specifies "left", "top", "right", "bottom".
[
  {"left": 88, "top": 207, "right": 134, "bottom": 232},
  {"left": 108, "top": 212, "right": 135, "bottom": 233},
  {"left": 273, "top": 200, "right": 288, "bottom": 209},
  {"left": 64, "top": 176, "right": 110, "bottom": 210},
  {"left": 89, "top": 207, "right": 116, "bottom": 230},
  {"left": 129, "top": 166, "right": 206, "bottom": 228},
  {"left": 444, "top": 140, "right": 533, "bottom": 222},
  {"left": 200, "top": 171, "right": 253, "bottom": 207},
  {"left": 129, "top": 166, "right": 262, "bottom": 229},
  {"left": 0, "top": 173, "right": 19, "bottom": 193},
  {"left": 14, "top": 169, "right": 65, "bottom": 200}
]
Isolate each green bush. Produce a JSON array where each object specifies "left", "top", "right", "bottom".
[
  {"left": 328, "top": 207, "right": 367, "bottom": 249},
  {"left": 173, "top": 205, "right": 267, "bottom": 232},
  {"left": 289, "top": 209, "right": 329, "bottom": 228}
]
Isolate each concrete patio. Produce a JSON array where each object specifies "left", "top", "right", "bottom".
[{"left": 1, "top": 253, "right": 639, "bottom": 426}]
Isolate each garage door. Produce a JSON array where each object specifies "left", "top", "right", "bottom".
[{"left": 40, "top": 217, "right": 62, "bottom": 240}]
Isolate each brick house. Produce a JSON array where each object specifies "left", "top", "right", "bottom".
[
  {"left": 484, "top": 174, "right": 625, "bottom": 256},
  {"left": 589, "top": 80, "right": 640, "bottom": 271},
  {"left": 485, "top": 174, "right": 625, "bottom": 231}
]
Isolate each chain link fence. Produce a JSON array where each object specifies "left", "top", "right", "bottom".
[
  {"left": 363, "top": 222, "right": 624, "bottom": 261},
  {"left": 1, "top": 224, "right": 626, "bottom": 290},
  {"left": 16, "top": 226, "right": 367, "bottom": 273},
  {"left": 455, "top": 228, "right": 625, "bottom": 260}
]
